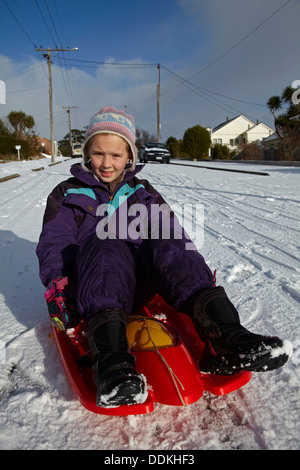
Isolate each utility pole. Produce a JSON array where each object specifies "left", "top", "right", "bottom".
[
  {"left": 63, "top": 106, "right": 79, "bottom": 156},
  {"left": 157, "top": 64, "right": 161, "bottom": 143},
  {"left": 34, "top": 47, "right": 78, "bottom": 163}
]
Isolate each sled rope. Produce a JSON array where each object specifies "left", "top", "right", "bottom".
[{"left": 143, "top": 315, "right": 187, "bottom": 407}]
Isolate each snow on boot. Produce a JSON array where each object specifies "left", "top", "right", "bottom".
[
  {"left": 88, "top": 309, "right": 147, "bottom": 407},
  {"left": 95, "top": 358, "right": 147, "bottom": 408},
  {"left": 192, "top": 287, "right": 292, "bottom": 375}
]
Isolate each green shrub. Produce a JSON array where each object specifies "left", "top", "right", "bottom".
[{"left": 0, "top": 135, "right": 31, "bottom": 159}]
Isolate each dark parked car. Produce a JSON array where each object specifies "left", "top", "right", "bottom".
[{"left": 139, "top": 142, "right": 171, "bottom": 164}]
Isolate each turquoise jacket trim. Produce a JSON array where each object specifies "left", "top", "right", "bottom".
[
  {"left": 64, "top": 188, "right": 96, "bottom": 200},
  {"left": 107, "top": 183, "right": 144, "bottom": 219},
  {"left": 63, "top": 183, "right": 144, "bottom": 219}
]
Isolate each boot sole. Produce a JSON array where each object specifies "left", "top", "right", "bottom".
[
  {"left": 96, "top": 376, "right": 147, "bottom": 408},
  {"left": 199, "top": 339, "right": 292, "bottom": 375}
]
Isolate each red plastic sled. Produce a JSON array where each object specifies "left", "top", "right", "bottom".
[{"left": 52, "top": 295, "right": 251, "bottom": 415}]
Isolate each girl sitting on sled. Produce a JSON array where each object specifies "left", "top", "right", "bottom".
[{"left": 36, "top": 107, "right": 291, "bottom": 407}]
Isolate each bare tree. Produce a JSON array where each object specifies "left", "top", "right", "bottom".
[{"left": 135, "top": 127, "right": 156, "bottom": 150}]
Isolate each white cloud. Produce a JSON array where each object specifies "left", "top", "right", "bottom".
[{"left": 0, "top": 54, "right": 160, "bottom": 142}]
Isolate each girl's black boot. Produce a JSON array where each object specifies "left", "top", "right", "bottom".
[
  {"left": 88, "top": 309, "right": 147, "bottom": 407},
  {"left": 191, "top": 286, "right": 292, "bottom": 375}
]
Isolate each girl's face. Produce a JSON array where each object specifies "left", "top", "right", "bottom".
[{"left": 89, "top": 134, "right": 130, "bottom": 183}]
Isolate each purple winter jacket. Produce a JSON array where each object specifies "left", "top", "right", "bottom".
[{"left": 36, "top": 163, "right": 214, "bottom": 313}]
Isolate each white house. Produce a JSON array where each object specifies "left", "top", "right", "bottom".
[{"left": 207, "top": 115, "right": 274, "bottom": 150}]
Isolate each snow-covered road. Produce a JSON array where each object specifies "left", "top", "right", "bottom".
[{"left": 0, "top": 157, "right": 299, "bottom": 450}]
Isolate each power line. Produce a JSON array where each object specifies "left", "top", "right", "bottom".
[
  {"left": 34, "top": 0, "right": 57, "bottom": 47},
  {"left": 53, "top": 0, "right": 69, "bottom": 47},
  {"left": 159, "top": 0, "right": 291, "bottom": 119},
  {"left": 193, "top": 0, "right": 291, "bottom": 79},
  {"left": 65, "top": 58, "right": 158, "bottom": 68},
  {"left": 34, "top": 0, "right": 77, "bottom": 111},
  {"left": 52, "top": 0, "right": 80, "bottom": 129},
  {"left": 31, "top": 1, "right": 79, "bottom": 119},
  {"left": 7, "top": 85, "right": 48, "bottom": 94},
  {"left": 11, "top": 0, "right": 41, "bottom": 47},
  {"left": 160, "top": 65, "right": 252, "bottom": 118},
  {"left": 1, "top": 62, "right": 45, "bottom": 81},
  {"left": 161, "top": 65, "right": 265, "bottom": 108},
  {"left": 2, "top": 0, "right": 37, "bottom": 46},
  {"left": 164, "top": 0, "right": 291, "bottom": 93},
  {"left": 43, "top": 0, "right": 63, "bottom": 48},
  {"left": 1, "top": 0, "right": 50, "bottom": 84}
]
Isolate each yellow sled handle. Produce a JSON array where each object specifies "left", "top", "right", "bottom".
[{"left": 127, "top": 316, "right": 178, "bottom": 351}]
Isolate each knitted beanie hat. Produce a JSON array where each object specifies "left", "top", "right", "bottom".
[{"left": 82, "top": 106, "right": 137, "bottom": 172}]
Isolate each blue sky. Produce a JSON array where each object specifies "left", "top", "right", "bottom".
[{"left": 0, "top": 0, "right": 299, "bottom": 143}]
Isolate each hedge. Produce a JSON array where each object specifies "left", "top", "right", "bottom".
[{"left": 0, "top": 135, "right": 31, "bottom": 159}]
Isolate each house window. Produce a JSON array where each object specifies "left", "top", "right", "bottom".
[{"left": 213, "top": 138, "right": 222, "bottom": 145}]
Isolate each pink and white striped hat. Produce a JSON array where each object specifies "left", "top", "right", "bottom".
[{"left": 82, "top": 107, "right": 137, "bottom": 171}]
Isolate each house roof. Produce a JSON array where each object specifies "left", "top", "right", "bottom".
[
  {"left": 262, "top": 132, "right": 281, "bottom": 143},
  {"left": 212, "top": 114, "right": 255, "bottom": 133},
  {"left": 245, "top": 122, "right": 274, "bottom": 134}
]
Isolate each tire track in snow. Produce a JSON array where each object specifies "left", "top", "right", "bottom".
[
  {"left": 149, "top": 167, "right": 300, "bottom": 312},
  {"left": 0, "top": 171, "right": 49, "bottom": 208}
]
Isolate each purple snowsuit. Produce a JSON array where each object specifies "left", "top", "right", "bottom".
[{"left": 36, "top": 163, "right": 214, "bottom": 319}]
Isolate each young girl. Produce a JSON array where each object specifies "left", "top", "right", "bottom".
[{"left": 36, "top": 107, "right": 291, "bottom": 408}]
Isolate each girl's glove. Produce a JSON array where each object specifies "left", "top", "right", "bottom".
[{"left": 44, "top": 276, "right": 80, "bottom": 330}]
